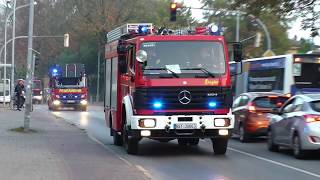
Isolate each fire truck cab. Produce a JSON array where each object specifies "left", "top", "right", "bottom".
[
  {"left": 104, "top": 23, "right": 242, "bottom": 155},
  {"left": 32, "top": 79, "right": 43, "bottom": 104},
  {"left": 47, "top": 64, "right": 88, "bottom": 111}
]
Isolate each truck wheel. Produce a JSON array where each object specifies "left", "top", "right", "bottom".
[
  {"left": 81, "top": 106, "right": 87, "bottom": 111},
  {"left": 211, "top": 138, "right": 228, "bottom": 155},
  {"left": 122, "top": 112, "right": 139, "bottom": 155},
  {"left": 112, "top": 129, "right": 123, "bottom": 146}
]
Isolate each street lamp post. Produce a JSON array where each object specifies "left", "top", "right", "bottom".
[
  {"left": 10, "top": 0, "right": 17, "bottom": 109},
  {"left": 24, "top": 0, "right": 35, "bottom": 132},
  {"left": 2, "top": 2, "right": 35, "bottom": 107}
]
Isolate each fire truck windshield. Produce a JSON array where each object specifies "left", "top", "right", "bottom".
[
  {"left": 140, "top": 41, "right": 226, "bottom": 77},
  {"left": 56, "top": 77, "right": 84, "bottom": 88},
  {"left": 33, "top": 81, "right": 42, "bottom": 89}
]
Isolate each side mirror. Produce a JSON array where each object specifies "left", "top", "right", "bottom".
[
  {"left": 119, "top": 54, "right": 127, "bottom": 74},
  {"left": 136, "top": 50, "right": 147, "bottom": 63},
  {"left": 272, "top": 108, "right": 282, "bottom": 115},
  {"left": 233, "top": 43, "right": 243, "bottom": 62},
  {"left": 117, "top": 40, "right": 126, "bottom": 54}
]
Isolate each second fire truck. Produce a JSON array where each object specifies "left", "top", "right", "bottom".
[
  {"left": 47, "top": 64, "right": 88, "bottom": 111},
  {"left": 104, "top": 23, "right": 242, "bottom": 154}
]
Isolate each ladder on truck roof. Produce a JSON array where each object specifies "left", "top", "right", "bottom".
[{"left": 107, "top": 23, "right": 153, "bottom": 43}]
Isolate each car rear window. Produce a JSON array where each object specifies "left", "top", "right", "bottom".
[
  {"left": 253, "top": 96, "right": 289, "bottom": 108},
  {"left": 310, "top": 101, "right": 320, "bottom": 112}
]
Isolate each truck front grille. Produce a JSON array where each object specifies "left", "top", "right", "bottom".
[{"left": 133, "top": 87, "right": 232, "bottom": 111}]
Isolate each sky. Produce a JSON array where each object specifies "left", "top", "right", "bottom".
[{"left": 179, "top": 0, "right": 320, "bottom": 45}]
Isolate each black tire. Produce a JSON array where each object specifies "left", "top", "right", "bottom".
[
  {"left": 267, "top": 130, "right": 279, "bottom": 152},
  {"left": 81, "top": 106, "right": 87, "bottom": 111},
  {"left": 188, "top": 138, "right": 200, "bottom": 146},
  {"left": 112, "top": 129, "right": 123, "bottom": 146},
  {"left": 212, "top": 138, "right": 228, "bottom": 155},
  {"left": 178, "top": 139, "right": 188, "bottom": 146},
  {"left": 122, "top": 111, "right": 139, "bottom": 155},
  {"left": 293, "top": 134, "right": 306, "bottom": 159},
  {"left": 239, "top": 125, "right": 249, "bottom": 142}
]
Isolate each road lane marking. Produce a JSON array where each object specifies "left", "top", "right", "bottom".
[
  {"left": 135, "top": 165, "right": 153, "bottom": 179},
  {"left": 228, "top": 147, "right": 320, "bottom": 179},
  {"left": 88, "top": 133, "right": 153, "bottom": 179}
]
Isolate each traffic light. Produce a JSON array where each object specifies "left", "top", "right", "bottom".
[
  {"left": 254, "top": 32, "right": 263, "bottom": 47},
  {"left": 170, "top": 2, "right": 177, "bottom": 21},
  {"left": 34, "top": 56, "right": 40, "bottom": 68}
]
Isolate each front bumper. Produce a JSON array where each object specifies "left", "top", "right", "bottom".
[
  {"left": 128, "top": 113, "right": 234, "bottom": 138},
  {"left": 52, "top": 99, "right": 87, "bottom": 107},
  {"left": 33, "top": 95, "right": 43, "bottom": 101}
]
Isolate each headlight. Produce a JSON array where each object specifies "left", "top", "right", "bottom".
[
  {"left": 80, "top": 100, "right": 88, "bottom": 105},
  {"left": 40, "top": 91, "right": 43, "bottom": 95},
  {"left": 53, "top": 100, "right": 60, "bottom": 106},
  {"left": 214, "top": 118, "right": 230, "bottom": 127},
  {"left": 139, "top": 119, "right": 156, "bottom": 128}
]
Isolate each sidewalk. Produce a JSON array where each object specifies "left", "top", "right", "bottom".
[{"left": 0, "top": 108, "right": 147, "bottom": 180}]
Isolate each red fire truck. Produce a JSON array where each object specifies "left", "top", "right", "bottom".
[
  {"left": 47, "top": 64, "right": 88, "bottom": 111},
  {"left": 104, "top": 23, "right": 242, "bottom": 154}
]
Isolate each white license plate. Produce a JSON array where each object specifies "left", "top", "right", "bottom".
[
  {"left": 175, "top": 123, "right": 197, "bottom": 129},
  {"left": 67, "top": 100, "right": 75, "bottom": 103}
]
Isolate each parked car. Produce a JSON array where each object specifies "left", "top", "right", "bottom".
[
  {"left": 232, "top": 92, "right": 289, "bottom": 142},
  {"left": 267, "top": 94, "right": 320, "bottom": 159}
]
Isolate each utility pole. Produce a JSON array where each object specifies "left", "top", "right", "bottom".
[
  {"left": 96, "top": 47, "right": 101, "bottom": 103},
  {"left": 24, "top": 0, "right": 35, "bottom": 132},
  {"left": 10, "top": 0, "right": 17, "bottom": 109},
  {"left": 236, "top": 10, "right": 240, "bottom": 42}
]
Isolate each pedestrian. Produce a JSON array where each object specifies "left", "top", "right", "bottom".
[{"left": 14, "top": 80, "right": 24, "bottom": 111}]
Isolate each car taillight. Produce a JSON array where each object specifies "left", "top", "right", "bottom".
[
  {"left": 55, "top": 95, "right": 60, "bottom": 98},
  {"left": 304, "top": 115, "right": 320, "bottom": 123},
  {"left": 247, "top": 102, "right": 256, "bottom": 112},
  {"left": 285, "top": 93, "right": 291, "bottom": 98},
  {"left": 81, "top": 94, "right": 86, "bottom": 98}
]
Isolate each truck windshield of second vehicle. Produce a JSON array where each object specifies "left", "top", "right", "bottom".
[
  {"left": 56, "top": 77, "right": 84, "bottom": 88},
  {"left": 141, "top": 41, "right": 226, "bottom": 77}
]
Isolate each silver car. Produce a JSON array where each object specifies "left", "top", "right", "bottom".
[{"left": 267, "top": 94, "right": 320, "bottom": 159}]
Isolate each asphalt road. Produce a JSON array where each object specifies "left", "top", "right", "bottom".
[{"left": 37, "top": 104, "right": 320, "bottom": 180}]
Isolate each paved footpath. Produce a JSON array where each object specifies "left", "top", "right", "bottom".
[{"left": 0, "top": 108, "right": 147, "bottom": 180}]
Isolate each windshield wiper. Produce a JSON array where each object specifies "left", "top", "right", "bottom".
[
  {"left": 144, "top": 68, "right": 180, "bottom": 78},
  {"left": 181, "top": 68, "right": 217, "bottom": 78}
]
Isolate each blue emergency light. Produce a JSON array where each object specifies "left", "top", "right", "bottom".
[
  {"left": 153, "top": 101, "right": 163, "bottom": 109},
  {"left": 208, "top": 101, "right": 217, "bottom": 108},
  {"left": 138, "top": 25, "right": 149, "bottom": 34},
  {"left": 208, "top": 23, "right": 221, "bottom": 36}
]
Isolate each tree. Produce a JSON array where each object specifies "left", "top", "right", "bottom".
[
  {"left": 6, "top": 0, "right": 194, "bottom": 98},
  {"left": 228, "top": 0, "right": 320, "bottom": 37},
  {"left": 201, "top": 0, "right": 291, "bottom": 58}
]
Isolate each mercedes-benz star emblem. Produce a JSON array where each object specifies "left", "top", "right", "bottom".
[{"left": 178, "top": 90, "right": 191, "bottom": 104}]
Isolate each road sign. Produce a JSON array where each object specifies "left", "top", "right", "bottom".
[{"left": 263, "top": 50, "right": 275, "bottom": 57}]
